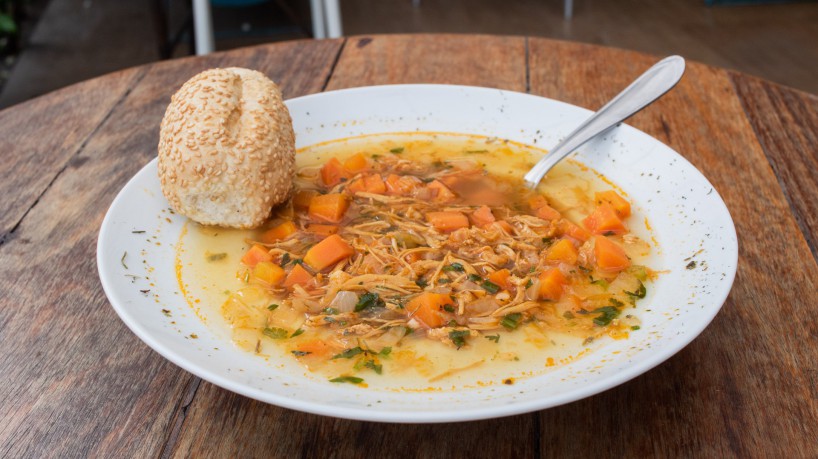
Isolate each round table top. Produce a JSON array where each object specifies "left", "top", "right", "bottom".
[{"left": 1, "top": 34, "right": 816, "bottom": 457}]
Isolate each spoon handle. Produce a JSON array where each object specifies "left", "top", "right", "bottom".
[{"left": 523, "top": 55, "right": 686, "bottom": 189}]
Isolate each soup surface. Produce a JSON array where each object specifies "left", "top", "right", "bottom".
[{"left": 177, "top": 133, "right": 655, "bottom": 390}]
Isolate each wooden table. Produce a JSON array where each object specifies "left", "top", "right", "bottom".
[{"left": 1, "top": 34, "right": 816, "bottom": 457}]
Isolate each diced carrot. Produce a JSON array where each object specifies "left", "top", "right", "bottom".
[
  {"left": 595, "top": 190, "right": 631, "bottom": 218},
  {"left": 293, "top": 189, "right": 319, "bottom": 211},
  {"left": 405, "top": 292, "right": 453, "bottom": 328},
  {"left": 343, "top": 152, "right": 369, "bottom": 173},
  {"left": 293, "top": 339, "right": 333, "bottom": 358},
  {"left": 303, "top": 234, "right": 355, "bottom": 271},
  {"left": 345, "top": 177, "right": 367, "bottom": 194},
  {"left": 528, "top": 195, "right": 549, "bottom": 210},
  {"left": 527, "top": 194, "right": 559, "bottom": 218},
  {"left": 593, "top": 236, "right": 631, "bottom": 273},
  {"left": 252, "top": 261, "right": 285, "bottom": 285},
  {"left": 545, "top": 239, "right": 578, "bottom": 265},
  {"left": 283, "top": 263, "right": 314, "bottom": 288},
  {"left": 308, "top": 193, "right": 349, "bottom": 223},
  {"left": 259, "top": 221, "right": 297, "bottom": 244},
  {"left": 535, "top": 204, "right": 561, "bottom": 221},
  {"left": 470, "top": 205, "right": 496, "bottom": 227},
  {"left": 539, "top": 268, "right": 567, "bottom": 301},
  {"left": 426, "top": 180, "right": 457, "bottom": 202},
  {"left": 306, "top": 224, "right": 339, "bottom": 237},
  {"left": 488, "top": 268, "right": 513, "bottom": 291},
  {"left": 241, "top": 244, "right": 272, "bottom": 268},
  {"left": 583, "top": 203, "right": 628, "bottom": 235},
  {"left": 320, "top": 158, "right": 348, "bottom": 187},
  {"left": 558, "top": 219, "right": 591, "bottom": 242},
  {"left": 363, "top": 174, "right": 387, "bottom": 194},
  {"left": 426, "top": 211, "right": 470, "bottom": 233}
]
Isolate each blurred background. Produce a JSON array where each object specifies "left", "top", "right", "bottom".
[{"left": 0, "top": 0, "right": 816, "bottom": 109}]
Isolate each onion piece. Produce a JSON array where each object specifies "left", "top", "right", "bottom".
[
  {"left": 525, "top": 278, "right": 541, "bottom": 300},
  {"left": 329, "top": 291, "right": 359, "bottom": 313}
]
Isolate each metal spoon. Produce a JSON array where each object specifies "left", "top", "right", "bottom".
[{"left": 524, "top": 55, "right": 686, "bottom": 189}]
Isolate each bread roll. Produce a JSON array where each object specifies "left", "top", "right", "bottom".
[{"left": 158, "top": 67, "right": 295, "bottom": 228}]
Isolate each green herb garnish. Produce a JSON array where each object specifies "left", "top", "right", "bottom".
[
  {"left": 364, "top": 360, "right": 383, "bottom": 374},
  {"left": 355, "top": 292, "right": 385, "bottom": 312},
  {"left": 332, "top": 347, "right": 364, "bottom": 359},
  {"left": 262, "top": 327, "right": 288, "bottom": 339},
  {"left": 481, "top": 280, "right": 500, "bottom": 294},
  {"left": 442, "top": 262, "right": 465, "bottom": 272},
  {"left": 329, "top": 376, "right": 364, "bottom": 384},
  {"left": 609, "top": 298, "right": 625, "bottom": 308},
  {"left": 390, "top": 146, "right": 404, "bottom": 154},
  {"left": 443, "top": 304, "right": 455, "bottom": 313},
  {"left": 468, "top": 274, "right": 482, "bottom": 282},
  {"left": 291, "top": 350, "right": 311, "bottom": 356},
  {"left": 485, "top": 334, "right": 500, "bottom": 343},
  {"left": 624, "top": 281, "right": 647, "bottom": 299},
  {"left": 592, "top": 306, "right": 620, "bottom": 326},
  {"left": 415, "top": 278, "right": 429, "bottom": 288},
  {"left": 280, "top": 253, "right": 291, "bottom": 266},
  {"left": 323, "top": 307, "right": 338, "bottom": 315},
  {"left": 267, "top": 304, "right": 279, "bottom": 311},
  {"left": 291, "top": 328, "right": 304, "bottom": 337},
  {"left": 500, "top": 313, "right": 523, "bottom": 330},
  {"left": 437, "top": 278, "right": 451, "bottom": 284},
  {"left": 631, "top": 325, "right": 641, "bottom": 331},
  {"left": 449, "top": 330, "right": 470, "bottom": 349},
  {"left": 379, "top": 347, "right": 392, "bottom": 356}
]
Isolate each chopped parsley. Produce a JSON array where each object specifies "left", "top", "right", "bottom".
[
  {"left": 355, "top": 292, "right": 385, "bottom": 312},
  {"left": 329, "top": 376, "right": 364, "bottom": 384},
  {"left": 481, "top": 280, "right": 500, "bottom": 294},
  {"left": 442, "top": 262, "right": 465, "bottom": 272},
  {"left": 443, "top": 304, "right": 455, "bottom": 313},
  {"left": 500, "top": 313, "right": 523, "bottom": 330},
  {"left": 592, "top": 306, "right": 620, "bottom": 326},
  {"left": 389, "top": 146, "right": 404, "bottom": 154},
  {"left": 631, "top": 325, "right": 641, "bottom": 331},
  {"left": 267, "top": 304, "right": 279, "bottom": 311},
  {"left": 415, "top": 278, "right": 429, "bottom": 288},
  {"left": 290, "top": 328, "right": 304, "bottom": 337},
  {"left": 332, "top": 347, "right": 364, "bottom": 359},
  {"left": 364, "top": 360, "right": 383, "bottom": 374},
  {"left": 379, "top": 347, "right": 392, "bottom": 356},
  {"left": 485, "top": 334, "right": 500, "bottom": 343},
  {"left": 468, "top": 273, "right": 482, "bottom": 282},
  {"left": 262, "top": 327, "right": 289, "bottom": 339},
  {"left": 624, "top": 281, "right": 647, "bottom": 299},
  {"left": 449, "top": 330, "right": 470, "bottom": 349}
]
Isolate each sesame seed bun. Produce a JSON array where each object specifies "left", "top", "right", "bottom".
[{"left": 157, "top": 67, "right": 295, "bottom": 228}]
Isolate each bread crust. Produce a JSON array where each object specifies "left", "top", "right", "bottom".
[{"left": 158, "top": 67, "right": 295, "bottom": 228}]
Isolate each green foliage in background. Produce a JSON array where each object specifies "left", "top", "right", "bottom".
[{"left": 0, "top": 0, "right": 22, "bottom": 55}]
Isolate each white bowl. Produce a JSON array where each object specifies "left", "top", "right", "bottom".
[{"left": 97, "top": 85, "right": 737, "bottom": 423}]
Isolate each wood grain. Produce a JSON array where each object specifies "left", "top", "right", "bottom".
[
  {"left": 2, "top": 35, "right": 817, "bottom": 458},
  {"left": 729, "top": 73, "right": 818, "bottom": 261},
  {"left": 326, "top": 34, "right": 527, "bottom": 91},
  {"left": 0, "top": 39, "right": 341, "bottom": 459},
  {"left": 529, "top": 38, "right": 818, "bottom": 457},
  {"left": 0, "top": 68, "right": 145, "bottom": 240}
]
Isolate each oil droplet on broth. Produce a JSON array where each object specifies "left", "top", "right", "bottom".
[{"left": 176, "top": 132, "right": 649, "bottom": 391}]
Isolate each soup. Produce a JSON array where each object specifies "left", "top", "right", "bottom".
[{"left": 178, "top": 133, "right": 655, "bottom": 389}]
